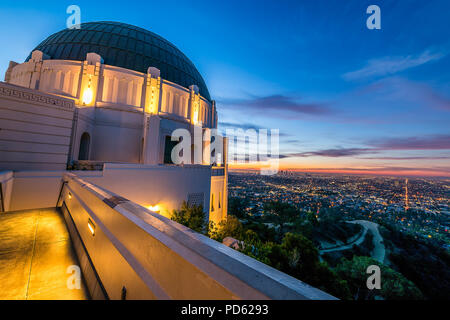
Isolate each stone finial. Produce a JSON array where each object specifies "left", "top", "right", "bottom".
[
  {"left": 30, "top": 50, "right": 49, "bottom": 62},
  {"left": 189, "top": 85, "right": 199, "bottom": 94},
  {"left": 86, "top": 52, "right": 103, "bottom": 65},
  {"left": 4, "top": 61, "right": 18, "bottom": 82},
  {"left": 147, "top": 67, "right": 161, "bottom": 78}
]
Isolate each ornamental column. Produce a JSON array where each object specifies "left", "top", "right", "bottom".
[
  {"left": 29, "top": 50, "right": 48, "bottom": 89},
  {"left": 188, "top": 85, "right": 201, "bottom": 126},
  {"left": 77, "top": 52, "right": 102, "bottom": 107},
  {"left": 143, "top": 67, "right": 161, "bottom": 114},
  {"left": 142, "top": 67, "right": 162, "bottom": 164}
]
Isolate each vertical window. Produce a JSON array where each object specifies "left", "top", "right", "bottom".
[
  {"left": 78, "top": 132, "right": 90, "bottom": 160},
  {"left": 139, "top": 138, "right": 144, "bottom": 163},
  {"left": 211, "top": 193, "right": 215, "bottom": 212},
  {"left": 164, "top": 136, "right": 178, "bottom": 164}
]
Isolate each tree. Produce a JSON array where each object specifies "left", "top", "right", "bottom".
[
  {"left": 263, "top": 201, "right": 299, "bottom": 235},
  {"left": 172, "top": 201, "right": 354, "bottom": 299},
  {"left": 237, "top": 232, "right": 352, "bottom": 300},
  {"left": 244, "top": 219, "right": 278, "bottom": 243},
  {"left": 335, "top": 256, "right": 423, "bottom": 300},
  {"left": 277, "top": 233, "right": 352, "bottom": 299},
  {"left": 171, "top": 201, "right": 207, "bottom": 234},
  {"left": 379, "top": 221, "right": 450, "bottom": 299},
  {"left": 228, "top": 197, "right": 249, "bottom": 219},
  {"left": 210, "top": 215, "right": 245, "bottom": 242}
]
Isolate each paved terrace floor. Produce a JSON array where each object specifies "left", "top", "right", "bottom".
[{"left": 0, "top": 208, "right": 89, "bottom": 300}]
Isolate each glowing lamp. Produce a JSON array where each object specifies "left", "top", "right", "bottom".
[
  {"left": 192, "top": 108, "right": 199, "bottom": 125},
  {"left": 68, "top": 192, "right": 72, "bottom": 200},
  {"left": 82, "top": 87, "right": 93, "bottom": 105},
  {"left": 87, "top": 218, "right": 96, "bottom": 236},
  {"left": 147, "top": 205, "right": 160, "bottom": 213}
]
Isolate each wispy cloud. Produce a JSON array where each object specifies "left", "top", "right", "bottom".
[
  {"left": 218, "top": 121, "right": 292, "bottom": 138},
  {"left": 218, "top": 121, "right": 262, "bottom": 131},
  {"left": 343, "top": 50, "right": 446, "bottom": 81},
  {"left": 282, "top": 135, "right": 450, "bottom": 159},
  {"left": 359, "top": 156, "right": 450, "bottom": 161},
  {"left": 352, "top": 77, "right": 450, "bottom": 112},
  {"left": 285, "top": 148, "right": 375, "bottom": 158},
  {"left": 367, "top": 134, "right": 450, "bottom": 150},
  {"left": 293, "top": 166, "right": 450, "bottom": 175},
  {"left": 219, "top": 94, "right": 332, "bottom": 118}
]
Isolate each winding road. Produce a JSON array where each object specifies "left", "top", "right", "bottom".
[{"left": 320, "top": 220, "right": 385, "bottom": 263}]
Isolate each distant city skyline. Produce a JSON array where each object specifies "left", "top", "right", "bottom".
[
  {"left": 1, "top": 0, "right": 448, "bottom": 177},
  {"left": 228, "top": 166, "right": 450, "bottom": 178}
]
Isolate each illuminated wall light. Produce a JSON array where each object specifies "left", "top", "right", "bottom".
[
  {"left": 193, "top": 108, "right": 199, "bottom": 125},
  {"left": 68, "top": 192, "right": 72, "bottom": 199},
  {"left": 82, "top": 86, "right": 93, "bottom": 105},
  {"left": 87, "top": 218, "right": 96, "bottom": 236},
  {"left": 147, "top": 205, "right": 160, "bottom": 213}
]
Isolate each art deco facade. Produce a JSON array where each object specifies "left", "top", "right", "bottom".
[
  {"left": 1, "top": 21, "right": 226, "bottom": 223},
  {"left": 0, "top": 22, "right": 332, "bottom": 300}
]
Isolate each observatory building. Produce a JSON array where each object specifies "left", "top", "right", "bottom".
[
  {"left": 1, "top": 21, "right": 227, "bottom": 224},
  {"left": 0, "top": 22, "right": 332, "bottom": 300}
]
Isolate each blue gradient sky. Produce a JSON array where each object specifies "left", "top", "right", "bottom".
[{"left": 0, "top": 0, "right": 449, "bottom": 176}]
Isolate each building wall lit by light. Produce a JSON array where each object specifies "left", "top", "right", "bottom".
[{"left": 1, "top": 21, "right": 227, "bottom": 225}]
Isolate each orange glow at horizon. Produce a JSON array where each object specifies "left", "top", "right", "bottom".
[{"left": 228, "top": 162, "right": 450, "bottom": 177}]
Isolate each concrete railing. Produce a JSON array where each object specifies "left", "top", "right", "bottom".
[
  {"left": 85, "top": 163, "right": 213, "bottom": 218},
  {"left": 59, "top": 172, "right": 336, "bottom": 300}
]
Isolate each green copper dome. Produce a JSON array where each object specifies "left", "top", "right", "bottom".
[{"left": 26, "top": 21, "right": 211, "bottom": 101}]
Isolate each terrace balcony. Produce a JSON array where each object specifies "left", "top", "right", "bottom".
[{"left": 0, "top": 169, "right": 335, "bottom": 300}]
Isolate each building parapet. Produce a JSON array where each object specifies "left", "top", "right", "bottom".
[
  {"left": 58, "top": 172, "right": 336, "bottom": 300},
  {"left": 0, "top": 81, "right": 74, "bottom": 111},
  {"left": 6, "top": 54, "right": 217, "bottom": 129},
  {"left": 212, "top": 168, "right": 225, "bottom": 176}
]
